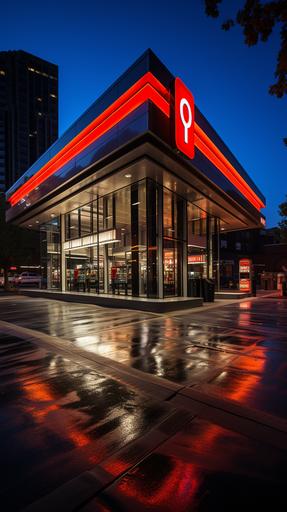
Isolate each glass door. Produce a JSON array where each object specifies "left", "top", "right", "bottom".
[{"left": 107, "top": 246, "right": 132, "bottom": 295}]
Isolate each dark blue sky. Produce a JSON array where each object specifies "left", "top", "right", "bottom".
[{"left": 1, "top": 0, "right": 286, "bottom": 226}]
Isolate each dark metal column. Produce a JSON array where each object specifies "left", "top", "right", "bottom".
[
  {"left": 131, "top": 183, "right": 139, "bottom": 296},
  {"left": 60, "top": 214, "right": 66, "bottom": 292},
  {"left": 206, "top": 215, "right": 211, "bottom": 279},
  {"left": 213, "top": 217, "right": 220, "bottom": 290}
]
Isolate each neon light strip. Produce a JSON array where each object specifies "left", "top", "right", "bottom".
[
  {"left": 8, "top": 72, "right": 170, "bottom": 206},
  {"left": 194, "top": 124, "right": 265, "bottom": 210},
  {"left": 8, "top": 72, "right": 264, "bottom": 211}
]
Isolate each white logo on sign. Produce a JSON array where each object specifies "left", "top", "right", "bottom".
[{"left": 180, "top": 97, "right": 192, "bottom": 144}]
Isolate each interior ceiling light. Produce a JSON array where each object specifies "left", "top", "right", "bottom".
[{"left": 125, "top": 173, "right": 132, "bottom": 178}]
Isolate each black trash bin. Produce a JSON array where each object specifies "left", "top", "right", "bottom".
[
  {"left": 188, "top": 278, "right": 196, "bottom": 297},
  {"left": 188, "top": 278, "right": 201, "bottom": 297},
  {"left": 202, "top": 278, "right": 215, "bottom": 302}
]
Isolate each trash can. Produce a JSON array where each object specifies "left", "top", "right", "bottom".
[
  {"left": 202, "top": 278, "right": 215, "bottom": 302},
  {"left": 188, "top": 278, "right": 201, "bottom": 297},
  {"left": 251, "top": 278, "right": 257, "bottom": 297}
]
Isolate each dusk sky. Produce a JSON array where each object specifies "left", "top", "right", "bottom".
[{"left": 1, "top": 0, "right": 286, "bottom": 226}]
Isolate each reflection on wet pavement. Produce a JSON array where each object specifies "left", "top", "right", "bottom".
[
  {"left": 1, "top": 295, "right": 287, "bottom": 509},
  {"left": 84, "top": 417, "right": 287, "bottom": 511},
  {"left": 0, "top": 333, "right": 170, "bottom": 510},
  {"left": 206, "top": 368, "right": 287, "bottom": 418},
  {"left": 1, "top": 296, "right": 287, "bottom": 420}
]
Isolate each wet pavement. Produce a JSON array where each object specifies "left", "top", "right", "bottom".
[
  {"left": 84, "top": 418, "right": 287, "bottom": 511},
  {"left": 1, "top": 294, "right": 287, "bottom": 419},
  {"left": 0, "top": 293, "right": 287, "bottom": 509},
  {"left": 0, "top": 332, "right": 172, "bottom": 510}
]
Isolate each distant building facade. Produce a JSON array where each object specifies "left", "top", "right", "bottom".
[
  {"left": 0, "top": 50, "right": 58, "bottom": 191},
  {"left": 220, "top": 228, "right": 287, "bottom": 288}
]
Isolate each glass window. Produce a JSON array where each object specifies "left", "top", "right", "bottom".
[
  {"left": 163, "top": 188, "right": 173, "bottom": 238},
  {"left": 163, "top": 187, "right": 185, "bottom": 241},
  {"left": 163, "top": 239, "right": 182, "bottom": 297},
  {"left": 138, "top": 181, "right": 147, "bottom": 296},
  {"left": 162, "top": 187, "right": 185, "bottom": 296},
  {"left": 65, "top": 209, "right": 80, "bottom": 240},
  {"left": 98, "top": 194, "right": 114, "bottom": 231},
  {"left": 107, "top": 186, "right": 131, "bottom": 295},
  {"left": 80, "top": 204, "right": 92, "bottom": 236},
  {"left": 187, "top": 203, "right": 208, "bottom": 279},
  {"left": 92, "top": 200, "right": 98, "bottom": 233},
  {"left": 187, "top": 204, "right": 207, "bottom": 247},
  {"left": 40, "top": 217, "right": 60, "bottom": 289}
]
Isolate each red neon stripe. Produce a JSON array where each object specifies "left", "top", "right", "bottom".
[
  {"left": 9, "top": 73, "right": 170, "bottom": 206},
  {"left": 194, "top": 123, "right": 265, "bottom": 210},
  {"left": 194, "top": 132, "right": 263, "bottom": 210}
]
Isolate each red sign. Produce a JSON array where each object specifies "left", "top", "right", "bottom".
[
  {"left": 175, "top": 77, "right": 195, "bottom": 159},
  {"left": 188, "top": 254, "right": 206, "bottom": 264},
  {"left": 239, "top": 259, "right": 251, "bottom": 273},
  {"left": 239, "top": 279, "right": 251, "bottom": 291},
  {"left": 239, "top": 258, "right": 252, "bottom": 292}
]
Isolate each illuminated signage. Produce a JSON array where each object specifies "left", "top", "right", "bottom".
[
  {"left": 175, "top": 77, "right": 195, "bottom": 159},
  {"left": 188, "top": 254, "right": 206, "bottom": 264},
  {"left": 63, "top": 229, "right": 120, "bottom": 251},
  {"left": 239, "top": 258, "right": 252, "bottom": 292}
]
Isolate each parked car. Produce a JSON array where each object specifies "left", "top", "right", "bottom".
[{"left": 14, "top": 272, "right": 42, "bottom": 287}]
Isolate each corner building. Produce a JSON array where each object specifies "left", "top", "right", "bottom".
[{"left": 6, "top": 50, "right": 265, "bottom": 303}]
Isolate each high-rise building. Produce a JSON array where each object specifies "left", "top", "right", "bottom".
[{"left": 0, "top": 50, "right": 58, "bottom": 191}]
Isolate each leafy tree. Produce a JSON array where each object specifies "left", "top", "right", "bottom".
[
  {"left": 0, "top": 193, "right": 40, "bottom": 289},
  {"left": 278, "top": 194, "right": 287, "bottom": 241},
  {"left": 204, "top": 0, "right": 287, "bottom": 145}
]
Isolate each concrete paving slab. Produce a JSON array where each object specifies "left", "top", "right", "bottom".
[
  {"left": 1, "top": 293, "right": 287, "bottom": 509},
  {"left": 80, "top": 417, "right": 287, "bottom": 511}
]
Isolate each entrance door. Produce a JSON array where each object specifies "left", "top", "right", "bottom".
[{"left": 107, "top": 246, "right": 132, "bottom": 295}]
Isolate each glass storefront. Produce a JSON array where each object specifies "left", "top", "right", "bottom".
[
  {"left": 163, "top": 188, "right": 185, "bottom": 296},
  {"left": 64, "top": 180, "right": 148, "bottom": 296},
  {"left": 41, "top": 177, "right": 220, "bottom": 298},
  {"left": 187, "top": 203, "right": 208, "bottom": 280}
]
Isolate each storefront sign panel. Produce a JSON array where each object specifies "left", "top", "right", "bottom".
[
  {"left": 239, "top": 258, "right": 252, "bottom": 292},
  {"left": 175, "top": 78, "right": 195, "bottom": 159}
]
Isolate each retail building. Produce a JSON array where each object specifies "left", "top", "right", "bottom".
[{"left": 6, "top": 50, "right": 265, "bottom": 304}]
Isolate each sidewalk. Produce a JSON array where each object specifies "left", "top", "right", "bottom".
[{"left": 0, "top": 293, "right": 286, "bottom": 510}]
